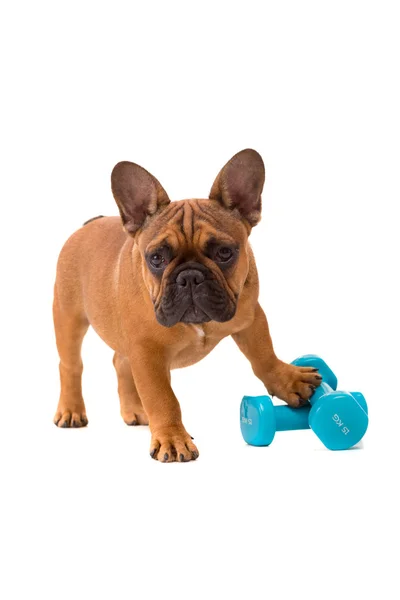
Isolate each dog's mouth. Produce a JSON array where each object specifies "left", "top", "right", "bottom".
[
  {"left": 156, "top": 297, "right": 235, "bottom": 327},
  {"left": 180, "top": 304, "right": 212, "bottom": 324},
  {"left": 154, "top": 282, "right": 236, "bottom": 327}
]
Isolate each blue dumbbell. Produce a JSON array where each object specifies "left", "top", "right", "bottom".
[
  {"left": 291, "top": 355, "right": 368, "bottom": 449},
  {"left": 240, "top": 355, "right": 368, "bottom": 450}
]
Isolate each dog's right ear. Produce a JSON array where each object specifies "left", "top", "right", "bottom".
[{"left": 111, "top": 161, "right": 170, "bottom": 234}]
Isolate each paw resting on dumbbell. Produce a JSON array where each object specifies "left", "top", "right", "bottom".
[
  {"left": 262, "top": 361, "right": 325, "bottom": 407},
  {"left": 240, "top": 355, "right": 368, "bottom": 451}
]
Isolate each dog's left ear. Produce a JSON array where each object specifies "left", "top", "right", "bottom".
[
  {"left": 111, "top": 161, "right": 170, "bottom": 234},
  {"left": 209, "top": 149, "right": 265, "bottom": 227}
]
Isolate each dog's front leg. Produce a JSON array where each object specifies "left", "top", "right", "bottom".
[
  {"left": 129, "top": 348, "right": 199, "bottom": 463},
  {"left": 232, "top": 303, "right": 322, "bottom": 407}
]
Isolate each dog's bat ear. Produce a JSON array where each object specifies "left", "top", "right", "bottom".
[
  {"left": 209, "top": 149, "right": 265, "bottom": 227},
  {"left": 111, "top": 161, "right": 170, "bottom": 234}
]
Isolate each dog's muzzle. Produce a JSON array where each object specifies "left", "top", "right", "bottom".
[{"left": 155, "top": 262, "right": 236, "bottom": 327}]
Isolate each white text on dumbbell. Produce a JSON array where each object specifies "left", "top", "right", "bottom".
[
  {"left": 241, "top": 417, "right": 253, "bottom": 425},
  {"left": 332, "top": 414, "right": 350, "bottom": 435}
]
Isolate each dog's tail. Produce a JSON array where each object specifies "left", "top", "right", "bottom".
[{"left": 83, "top": 215, "right": 105, "bottom": 226}]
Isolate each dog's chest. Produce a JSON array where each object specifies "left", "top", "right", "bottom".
[
  {"left": 192, "top": 325, "right": 206, "bottom": 341},
  {"left": 171, "top": 325, "right": 219, "bottom": 369}
]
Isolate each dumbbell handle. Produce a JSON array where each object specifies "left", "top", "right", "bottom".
[
  {"left": 311, "top": 382, "right": 368, "bottom": 414},
  {"left": 310, "top": 381, "right": 333, "bottom": 406},
  {"left": 274, "top": 405, "right": 311, "bottom": 431}
]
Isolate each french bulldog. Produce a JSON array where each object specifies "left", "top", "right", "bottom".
[{"left": 53, "top": 149, "right": 321, "bottom": 462}]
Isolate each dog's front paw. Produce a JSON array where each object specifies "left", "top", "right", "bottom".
[
  {"left": 54, "top": 409, "right": 88, "bottom": 428},
  {"left": 265, "top": 361, "right": 323, "bottom": 407},
  {"left": 149, "top": 426, "right": 199, "bottom": 463}
]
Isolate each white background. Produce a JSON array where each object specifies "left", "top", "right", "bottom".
[{"left": 1, "top": 1, "right": 399, "bottom": 598}]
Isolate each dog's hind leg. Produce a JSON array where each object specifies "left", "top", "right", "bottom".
[
  {"left": 113, "top": 353, "right": 149, "bottom": 426},
  {"left": 53, "top": 287, "right": 89, "bottom": 428}
]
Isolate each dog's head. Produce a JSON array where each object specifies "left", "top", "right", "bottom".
[{"left": 111, "top": 149, "right": 265, "bottom": 327}]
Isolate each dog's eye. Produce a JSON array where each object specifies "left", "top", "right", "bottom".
[
  {"left": 215, "top": 247, "right": 233, "bottom": 262},
  {"left": 146, "top": 245, "right": 172, "bottom": 273},
  {"left": 150, "top": 253, "right": 165, "bottom": 268}
]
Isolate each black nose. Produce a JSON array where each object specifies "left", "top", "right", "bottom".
[{"left": 176, "top": 269, "right": 205, "bottom": 287}]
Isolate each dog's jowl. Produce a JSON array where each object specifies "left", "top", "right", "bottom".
[{"left": 53, "top": 149, "right": 322, "bottom": 462}]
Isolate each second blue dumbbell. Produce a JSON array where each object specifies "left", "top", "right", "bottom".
[{"left": 241, "top": 397, "right": 312, "bottom": 445}]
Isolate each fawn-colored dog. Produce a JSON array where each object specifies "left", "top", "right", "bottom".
[{"left": 53, "top": 149, "right": 321, "bottom": 461}]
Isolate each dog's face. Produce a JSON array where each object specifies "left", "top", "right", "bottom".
[
  {"left": 136, "top": 199, "right": 250, "bottom": 327},
  {"left": 111, "top": 149, "right": 265, "bottom": 327}
]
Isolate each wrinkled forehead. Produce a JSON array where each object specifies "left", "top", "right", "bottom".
[{"left": 137, "top": 199, "right": 248, "bottom": 254}]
